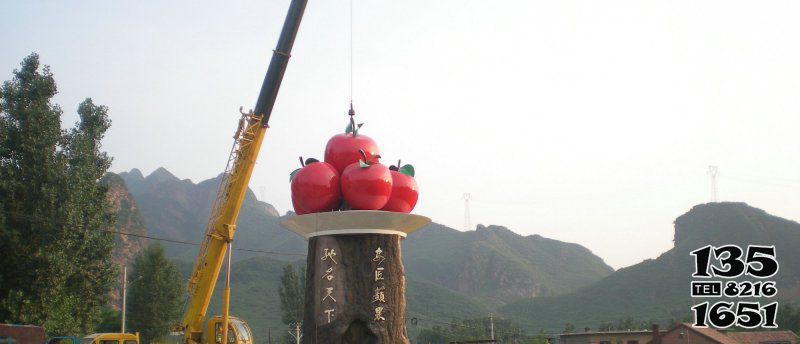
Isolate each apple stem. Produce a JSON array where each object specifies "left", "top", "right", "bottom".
[
  {"left": 358, "top": 149, "right": 369, "bottom": 164},
  {"left": 397, "top": 160, "right": 401, "bottom": 169},
  {"left": 348, "top": 103, "right": 357, "bottom": 136},
  {"left": 299, "top": 156, "right": 305, "bottom": 167}
]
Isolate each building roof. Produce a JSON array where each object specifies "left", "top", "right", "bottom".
[
  {"left": 561, "top": 330, "right": 655, "bottom": 337},
  {"left": 726, "top": 331, "right": 798, "bottom": 344},
  {"left": 646, "top": 323, "right": 739, "bottom": 344},
  {"left": 682, "top": 324, "right": 741, "bottom": 344},
  {"left": 649, "top": 323, "right": 798, "bottom": 344}
]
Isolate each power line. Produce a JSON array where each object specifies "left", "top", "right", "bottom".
[
  {"left": 6, "top": 210, "right": 307, "bottom": 257},
  {"left": 104, "top": 229, "right": 307, "bottom": 257}
]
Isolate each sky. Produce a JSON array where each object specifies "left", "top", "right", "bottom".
[{"left": 2, "top": 0, "right": 798, "bottom": 269}]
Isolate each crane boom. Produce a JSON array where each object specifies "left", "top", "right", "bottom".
[{"left": 180, "top": 1, "right": 308, "bottom": 342}]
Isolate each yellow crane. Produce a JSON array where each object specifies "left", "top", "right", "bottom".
[{"left": 177, "top": 1, "right": 308, "bottom": 343}]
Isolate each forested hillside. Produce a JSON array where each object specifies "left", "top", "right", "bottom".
[{"left": 499, "top": 202, "right": 800, "bottom": 330}]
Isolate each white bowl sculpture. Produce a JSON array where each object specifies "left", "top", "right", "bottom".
[{"left": 280, "top": 210, "right": 431, "bottom": 240}]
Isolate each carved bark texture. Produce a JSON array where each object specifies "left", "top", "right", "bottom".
[{"left": 302, "top": 234, "right": 408, "bottom": 344}]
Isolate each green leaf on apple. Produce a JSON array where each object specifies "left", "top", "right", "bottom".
[
  {"left": 399, "top": 164, "right": 415, "bottom": 177},
  {"left": 359, "top": 160, "right": 370, "bottom": 168},
  {"left": 345, "top": 122, "right": 364, "bottom": 134},
  {"left": 289, "top": 168, "right": 301, "bottom": 181},
  {"left": 305, "top": 157, "right": 319, "bottom": 165}
]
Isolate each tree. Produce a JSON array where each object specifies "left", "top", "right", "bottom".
[
  {"left": 778, "top": 303, "right": 800, "bottom": 334},
  {"left": 126, "top": 244, "right": 183, "bottom": 344},
  {"left": 416, "top": 325, "right": 447, "bottom": 344},
  {"left": 0, "top": 53, "right": 116, "bottom": 335},
  {"left": 278, "top": 264, "right": 304, "bottom": 344},
  {"left": 414, "top": 317, "right": 530, "bottom": 344},
  {"left": 278, "top": 264, "right": 305, "bottom": 326},
  {"left": 94, "top": 308, "right": 122, "bottom": 333},
  {"left": 525, "top": 330, "right": 550, "bottom": 344}
]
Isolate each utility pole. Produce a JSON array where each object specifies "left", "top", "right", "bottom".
[
  {"left": 121, "top": 265, "right": 127, "bottom": 334},
  {"left": 288, "top": 323, "right": 302, "bottom": 344},
  {"left": 707, "top": 166, "right": 719, "bottom": 202},
  {"left": 489, "top": 313, "right": 495, "bottom": 341},
  {"left": 463, "top": 193, "right": 471, "bottom": 231}
]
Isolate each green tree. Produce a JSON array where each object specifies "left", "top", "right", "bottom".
[
  {"left": 94, "top": 308, "right": 122, "bottom": 333},
  {"left": 126, "top": 244, "right": 183, "bottom": 344},
  {"left": 598, "top": 320, "right": 614, "bottom": 331},
  {"left": 525, "top": 330, "right": 549, "bottom": 344},
  {"left": 415, "top": 317, "right": 530, "bottom": 344},
  {"left": 278, "top": 264, "right": 305, "bottom": 344},
  {"left": 416, "top": 325, "right": 448, "bottom": 344},
  {"left": 0, "top": 53, "right": 116, "bottom": 335},
  {"left": 278, "top": 264, "right": 305, "bottom": 326},
  {"left": 777, "top": 303, "right": 800, "bottom": 334}
]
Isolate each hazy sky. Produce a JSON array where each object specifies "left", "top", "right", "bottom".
[{"left": 2, "top": 0, "right": 798, "bottom": 269}]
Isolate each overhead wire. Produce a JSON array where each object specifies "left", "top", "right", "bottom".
[
  {"left": 6, "top": 210, "right": 306, "bottom": 257},
  {"left": 103, "top": 228, "right": 307, "bottom": 257}
]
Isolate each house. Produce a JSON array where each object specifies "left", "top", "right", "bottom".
[
  {"left": 0, "top": 324, "right": 46, "bottom": 344},
  {"left": 648, "top": 323, "right": 798, "bottom": 344},
  {"left": 560, "top": 326, "right": 664, "bottom": 344}
]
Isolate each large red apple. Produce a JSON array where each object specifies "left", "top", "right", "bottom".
[
  {"left": 290, "top": 157, "right": 341, "bottom": 214},
  {"left": 381, "top": 162, "right": 418, "bottom": 213},
  {"left": 324, "top": 112, "right": 380, "bottom": 173},
  {"left": 291, "top": 195, "right": 309, "bottom": 215},
  {"left": 341, "top": 150, "right": 392, "bottom": 210}
]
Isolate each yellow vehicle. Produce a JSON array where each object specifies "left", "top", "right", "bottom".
[
  {"left": 79, "top": 333, "right": 139, "bottom": 344},
  {"left": 174, "top": 1, "right": 308, "bottom": 344},
  {"left": 204, "top": 316, "right": 252, "bottom": 344}
]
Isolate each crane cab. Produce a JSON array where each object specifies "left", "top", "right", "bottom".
[
  {"left": 79, "top": 333, "right": 139, "bottom": 344},
  {"left": 204, "top": 316, "right": 253, "bottom": 344}
]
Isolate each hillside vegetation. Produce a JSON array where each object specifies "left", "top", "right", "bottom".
[{"left": 499, "top": 202, "right": 800, "bottom": 330}]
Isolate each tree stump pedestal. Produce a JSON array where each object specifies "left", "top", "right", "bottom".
[{"left": 281, "top": 211, "right": 430, "bottom": 344}]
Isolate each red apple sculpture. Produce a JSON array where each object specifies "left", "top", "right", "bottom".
[
  {"left": 381, "top": 160, "right": 418, "bottom": 213},
  {"left": 290, "top": 157, "right": 341, "bottom": 214},
  {"left": 324, "top": 109, "right": 380, "bottom": 173},
  {"left": 341, "top": 149, "right": 392, "bottom": 210},
  {"left": 291, "top": 195, "right": 309, "bottom": 215}
]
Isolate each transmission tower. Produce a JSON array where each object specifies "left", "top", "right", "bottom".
[
  {"left": 463, "top": 193, "right": 471, "bottom": 231},
  {"left": 707, "top": 166, "right": 719, "bottom": 202},
  {"left": 259, "top": 186, "right": 266, "bottom": 201}
]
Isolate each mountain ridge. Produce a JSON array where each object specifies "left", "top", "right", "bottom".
[{"left": 499, "top": 202, "right": 800, "bottom": 330}]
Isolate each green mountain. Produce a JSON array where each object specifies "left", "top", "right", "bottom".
[
  {"left": 499, "top": 202, "right": 800, "bottom": 331},
  {"left": 404, "top": 223, "right": 613, "bottom": 305},
  {"left": 100, "top": 173, "right": 149, "bottom": 309},
  {"left": 118, "top": 168, "right": 304, "bottom": 262},
  {"left": 115, "top": 167, "right": 614, "bottom": 338}
]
